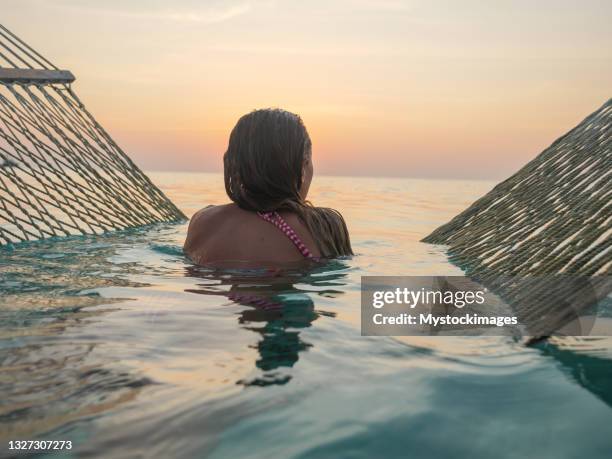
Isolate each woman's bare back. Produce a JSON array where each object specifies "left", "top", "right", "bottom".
[{"left": 183, "top": 203, "right": 322, "bottom": 265}]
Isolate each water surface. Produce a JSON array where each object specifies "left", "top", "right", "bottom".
[{"left": 1, "top": 173, "right": 612, "bottom": 458}]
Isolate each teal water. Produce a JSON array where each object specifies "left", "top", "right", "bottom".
[{"left": 1, "top": 173, "right": 612, "bottom": 458}]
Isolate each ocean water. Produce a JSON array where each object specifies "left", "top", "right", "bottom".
[{"left": 1, "top": 172, "right": 612, "bottom": 458}]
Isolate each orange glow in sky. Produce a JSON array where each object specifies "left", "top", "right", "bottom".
[{"left": 5, "top": 0, "right": 611, "bottom": 179}]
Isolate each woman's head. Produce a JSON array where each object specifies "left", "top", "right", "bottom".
[{"left": 224, "top": 108, "right": 312, "bottom": 211}]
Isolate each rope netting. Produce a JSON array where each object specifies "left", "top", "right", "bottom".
[
  {"left": 423, "top": 99, "right": 611, "bottom": 337},
  {"left": 0, "top": 24, "right": 185, "bottom": 246}
]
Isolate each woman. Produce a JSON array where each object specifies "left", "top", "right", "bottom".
[{"left": 184, "top": 108, "right": 352, "bottom": 265}]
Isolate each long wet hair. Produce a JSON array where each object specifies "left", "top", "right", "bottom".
[{"left": 224, "top": 108, "right": 352, "bottom": 257}]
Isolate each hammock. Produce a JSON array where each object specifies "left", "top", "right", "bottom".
[
  {"left": 423, "top": 99, "right": 611, "bottom": 338},
  {"left": 0, "top": 24, "right": 185, "bottom": 246}
]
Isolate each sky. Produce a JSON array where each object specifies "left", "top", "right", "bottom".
[{"left": 3, "top": 0, "right": 611, "bottom": 179}]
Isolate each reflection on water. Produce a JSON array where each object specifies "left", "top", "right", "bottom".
[
  {"left": 538, "top": 337, "right": 612, "bottom": 408},
  {"left": 0, "top": 301, "right": 151, "bottom": 442},
  {"left": 0, "top": 234, "right": 155, "bottom": 443},
  {"left": 1, "top": 173, "right": 612, "bottom": 458},
  {"left": 184, "top": 262, "right": 348, "bottom": 386}
]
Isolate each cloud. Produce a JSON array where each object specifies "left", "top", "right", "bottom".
[
  {"left": 163, "top": 4, "right": 252, "bottom": 24},
  {"left": 29, "top": 0, "right": 253, "bottom": 24}
]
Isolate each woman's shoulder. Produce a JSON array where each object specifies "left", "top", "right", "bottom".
[
  {"left": 184, "top": 204, "right": 235, "bottom": 250},
  {"left": 190, "top": 203, "right": 243, "bottom": 224}
]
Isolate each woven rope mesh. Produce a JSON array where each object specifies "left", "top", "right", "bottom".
[
  {"left": 0, "top": 24, "right": 185, "bottom": 246},
  {"left": 423, "top": 99, "right": 611, "bottom": 337}
]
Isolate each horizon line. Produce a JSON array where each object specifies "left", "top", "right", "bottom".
[{"left": 144, "top": 169, "right": 502, "bottom": 182}]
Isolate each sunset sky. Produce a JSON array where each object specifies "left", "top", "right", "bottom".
[{"left": 4, "top": 0, "right": 611, "bottom": 179}]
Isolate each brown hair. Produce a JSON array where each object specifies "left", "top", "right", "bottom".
[{"left": 224, "top": 108, "right": 352, "bottom": 257}]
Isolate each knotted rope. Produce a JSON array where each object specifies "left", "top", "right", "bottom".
[
  {"left": 0, "top": 24, "right": 185, "bottom": 246},
  {"left": 424, "top": 99, "right": 611, "bottom": 337}
]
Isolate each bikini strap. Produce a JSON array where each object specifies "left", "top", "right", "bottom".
[{"left": 257, "top": 211, "right": 315, "bottom": 259}]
